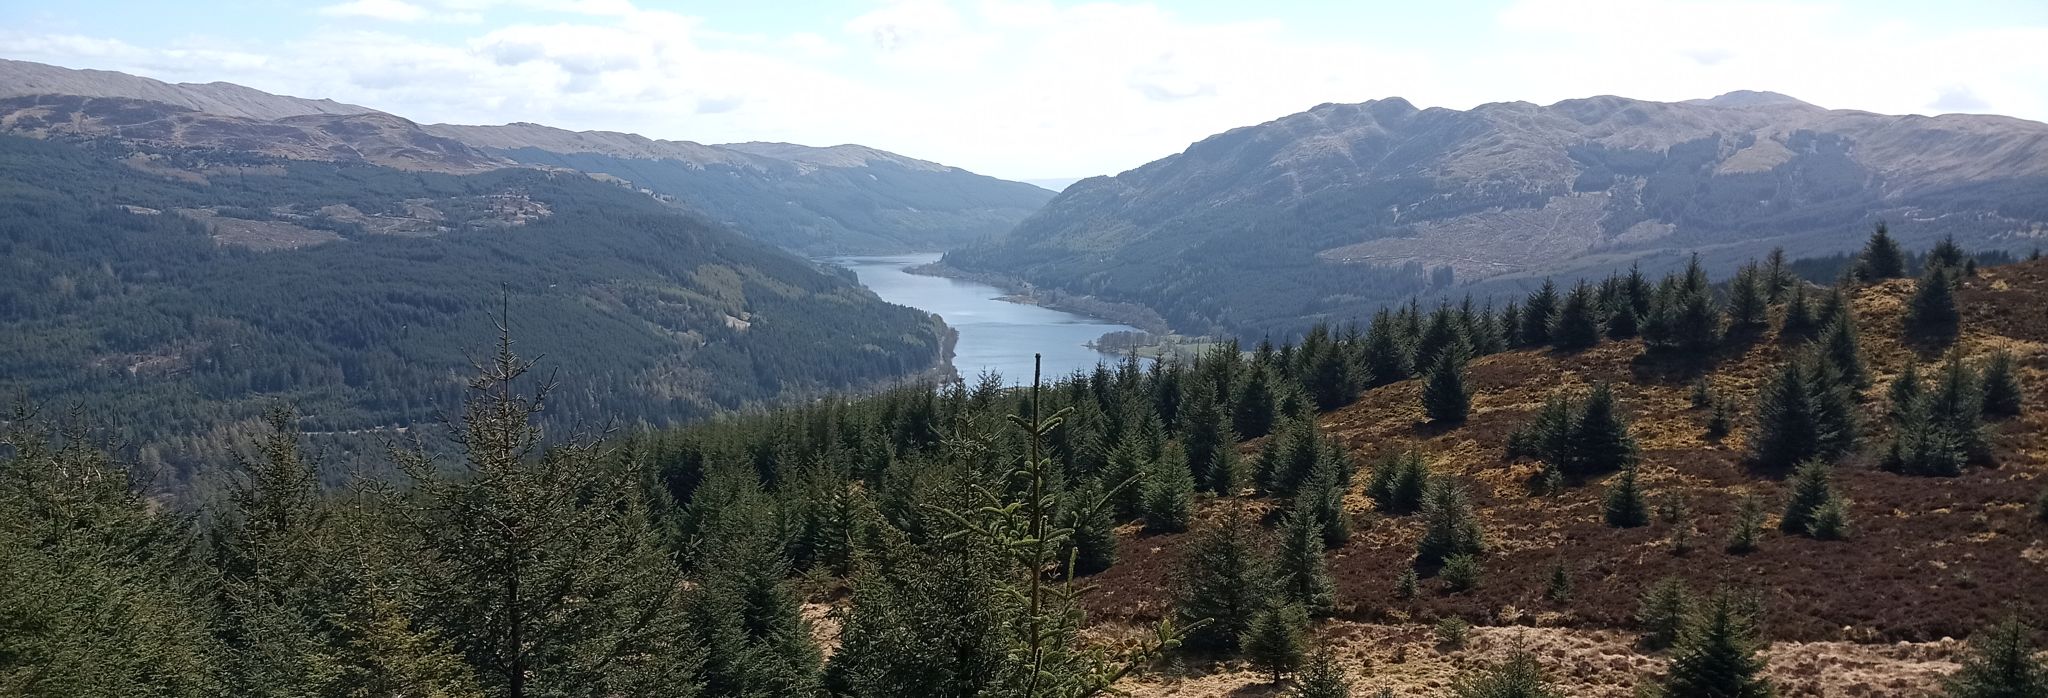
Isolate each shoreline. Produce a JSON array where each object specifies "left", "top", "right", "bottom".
[{"left": 903, "top": 259, "right": 1173, "bottom": 335}]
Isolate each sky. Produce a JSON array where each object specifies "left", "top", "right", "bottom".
[{"left": 3, "top": 0, "right": 2046, "bottom": 182}]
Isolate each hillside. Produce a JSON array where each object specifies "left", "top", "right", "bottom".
[
  {"left": 0, "top": 59, "right": 1054, "bottom": 254},
  {"left": 0, "top": 134, "right": 952, "bottom": 489},
  {"left": 942, "top": 92, "right": 2048, "bottom": 338},
  {"left": 424, "top": 123, "right": 1055, "bottom": 254}
]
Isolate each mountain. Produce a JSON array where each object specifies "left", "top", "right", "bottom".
[
  {"left": 423, "top": 123, "right": 1055, "bottom": 254},
  {"left": 0, "top": 59, "right": 1054, "bottom": 254},
  {"left": 0, "top": 58, "right": 376, "bottom": 120},
  {"left": 943, "top": 92, "right": 2048, "bottom": 338}
]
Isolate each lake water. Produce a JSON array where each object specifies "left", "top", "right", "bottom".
[{"left": 825, "top": 253, "right": 1142, "bottom": 385}]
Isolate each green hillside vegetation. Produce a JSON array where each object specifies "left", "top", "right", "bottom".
[{"left": 0, "top": 135, "right": 950, "bottom": 488}]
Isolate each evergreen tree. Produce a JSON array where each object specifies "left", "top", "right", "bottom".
[
  {"left": 1301, "top": 445, "right": 1353, "bottom": 547},
  {"left": 1646, "top": 257, "right": 1724, "bottom": 357},
  {"left": 1749, "top": 359, "right": 1826, "bottom": 471},
  {"left": 1887, "top": 353, "right": 1991, "bottom": 476},
  {"left": 1820, "top": 315, "right": 1870, "bottom": 388},
  {"left": 1943, "top": 615, "right": 2048, "bottom": 698},
  {"left": 1259, "top": 416, "right": 1323, "bottom": 497},
  {"left": 1104, "top": 438, "right": 1150, "bottom": 516},
  {"left": 1366, "top": 450, "right": 1431, "bottom": 515},
  {"left": 1928, "top": 235, "right": 1969, "bottom": 272},
  {"left": 1236, "top": 364, "right": 1281, "bottom": 438},
  {"left": 1065, "top": 478, "right": 1118, "bottom": 575},
  {"left": 1661, "top": 592, "right": 1774, "bottom": 698},
  {"left": 1423, "top": 353, "right": 1472, "bottom": 425},
  {"left": 1636, "top": 577, "right": 1695, "bottom": 650},
  {"left": 1416, "top": 305, "right": 1471, "bottom": 370},
  {"left": 1175, "top": 511, "right": 1276, "bottom": 652},
  {"left": 1361, "top": 309, "right": 1414, "bottom": 386},
  {"left": 1603, "top": 467, "right": 1650, "bottom": 528},
  {"left": 1780, "top": 460, "right": 1849, "bottom": 539},
  {"left": 1727, "top": 263, "right": 1771, "bottom": 334},
  {"left": 1499, "top": 300, "right": 1524, "bottom": 348},
  {"left": 1778, "top": 282, "right": 1819, "bottom": 343},
  {"left": 1440, "top": 554, "right": 1481, "bottom": 592},
  {"left": 1907, "top": 265, "right": 1962, "bottom": 340},
  {"left": 1142, "top": 442, "right": 1196, "bottom": 533},
  {"left": 1544, "top": 559, "right": 1574, "bottom": 603},
  {"left": 1242, "top": 604, "right": 1311, "bottom": 683},
  {"left": 1183, "top": 382, "right": 1240, "bottom": 495},
  {"left": 1522, "top": 279, "right": 1560, "bottom": 346},
  {"left": 1276, "top": 509, "right": 1338, "bottom": 616},
  {"left": 1570, "top": 383, "right": 1639, "bottom": 476},
  {"left": 1452, "top": 650, "right": 1561, "bottom": 698},
  {"left": 1415, "top": 478, "right": 1485, "bottom": 569},
  {"left": 1727, "top": 495, "right": 1766, "bottom": 554},
  {"left": 1889, "top": 362, "right": 1927, "bottom": 426},
  {"left": 1707, "top": 399, "right": 1734, "bottom": 439},
  {"left": 1981, "top": 350, "right": 2025, "bottom": 418},
  {"left": 693, "top": 523, "right": 823, "bottom": 698},
  {"left": 1305, "top": 326, "right": 1363, "bottom": 411},
  {"left": 1292, "top": 645, "right": 1355, "bottom": 698},
  {"left": 1552, "top": 280, "right": 1602, "bottom": 350},
  {"left": 1606, "top": 299, "right": 1641, "bottom": 339},
  {"left": 1764, "top": 247, "right": 1793, "bottom": 302},
  {"left": 1857, "top": 221, "right": 1907, "bottom": 281}
]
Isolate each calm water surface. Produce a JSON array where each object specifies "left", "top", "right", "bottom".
[{"left": 826, "top": 253, "right": 1142, "bottom": 385}]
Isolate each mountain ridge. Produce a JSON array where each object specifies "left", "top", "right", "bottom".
[{"left": 946, "top": 91, "right": 2048, "bottom": 338}]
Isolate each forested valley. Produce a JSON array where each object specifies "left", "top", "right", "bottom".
[{"left": 9, "top": 225, "right": 2048, "bottom": 697}]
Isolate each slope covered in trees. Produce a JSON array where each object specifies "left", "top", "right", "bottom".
[{"left": 0, "top": 134, "right": 951, "bottom": 488}]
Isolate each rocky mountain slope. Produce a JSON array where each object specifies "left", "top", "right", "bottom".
[
  {"left": 0, "top": 59, "right": 1052, "bottom": 254},
  {"left": 943, "top": 92, "right": 2048, "bottom": 338}
]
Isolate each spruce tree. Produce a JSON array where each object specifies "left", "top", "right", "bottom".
[
  {"left": 1928, "top": 234, "right": 1968, "bottom": 272},
  {"left": 1544, "top": 559, "right": 1574, "bottom": 603},
  {"left": 1727, "top": 263, "right": 1771, "bottom": 334},
  {"left": 1661, "top": 592, "right": 1775, "bottom": 698},
  {"left": 1943, "top": 615, "right": 2048, "bottom": 698},
  {"left": 1104, "top": 438, "right": 1150, "bottom": 516},
  {"left": 1259, "top": 415, "right": 1322, "bottom": 497},
  {"left": 1182, "top": 381, "right": 1235, "bottom": 495},
  {"left": 1981, "top": 350, "right": 2025, "bottom": 418},
  {"left": 1553, "top": 280, "right": 1603, "bottom": 350},
  {"left": 1305, "top": 326, "right": 1362, "bottom": 411},
  {"left": 1142, "top": 442, "right": 1196, "bottom": 533},
  {"left": 1778, "top": 281, "right": 1819, "bottom": 343},
  {"left": 1452, "top": 650, "right": 1562, "bottom": 698},
  {"left": 1175, "top": 511, "right": 1276, "bottom": 652},
  {"left": 1065, "top": 478, "right": 1118, "bottom": 575},
  {"left": 1907, "top": 265, "right": 1962, "bottom": 340},
  {"left": 1302, "top": 444, "right": 1353, "bottom": 547},
  {"left": 1237, "top": 364, "right": 1280, "bottom": 438},
  {"left": 1416, "top": 478, "right": 1484, "bottom": 569},
  {"left": 1820, "top": 315, "right": 1870, "bottom": 388},
  {"left": 1416, "top": 305, "right": 1471, "bottom": 370},
  {"left": 1276, "top": 509, "right": 1338, "bottom": 617},
  {"left": 693, "top": 523, "right": 823, "bottom": 698},
  {"left": 1242, "top": 604, "right": 1311, "bottom": 683},
  {"left": 1780, "top": 460, "right": 1848, "bottom": 538},
  {"left": 1603, "top": 467, "right": 1650, "bottom": 528},
  {"left": 1569, "top": 383, "right": 1638, "bottom": 476},
  {"left": 1362, "top": 309, "right": 1414, "bottom": 386},
  {"left": 1366, "top": 450, "right": 1430, "bottom": 515},
  {"left": 1293, "top": 645, "right": 1355, "bottom": 698},
  {"left": 1499, "top": 300, "right": 1524, "bottom": 348},
  {"left": 1523, "top": 279, "right": 1560, "bottom": 346},
  {"left": 1857, "top": 221, "right": 1907, "bottom": 281},
  {"left": 1749, "top": 359, "right": 1825, "bottom": 471},
  {"left": 1636, "top": 577, "right": 1695, "bottom": 650},
  {"left": 1423, "top": 353, "right": 1472, "bottom": 425},
  {"left": 1727, "top": 495, "right": 1765, "bottom": 554}
]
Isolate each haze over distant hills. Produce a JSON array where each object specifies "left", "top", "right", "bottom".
[
  {"left": 945, "top": 91, "right": 2048, "bottom": 338},
  {"left": 0, "top": 58, "right": 1051, "bottom": 254}
]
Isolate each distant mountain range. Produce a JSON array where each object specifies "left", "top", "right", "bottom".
[
  {"left": 944, "top": 91, "right": 2048, "bottom": 338},
  {"left": 0, "top": 58, "right": 1051, "bottom": 254}
]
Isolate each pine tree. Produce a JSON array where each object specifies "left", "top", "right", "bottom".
[
  {"left": 1907, "top": 265, "right": 1962, "bottom": 340},
  {"left": 1242, "top": 604, "right": 1311, "bottom": 682},
  {"left": 1423, "top": 353, "right": 1472, "bottom": 425},
  {"left": 1981, "top": 350, "right": 2025, "bottom": 418},
  {"left": 1749, "top": 359, "right": 1825, "bottom": 470},
  {"left": 1781, "top": 460, "right": 1848, "bottom": 539},
  {"left": 1727, "top": 494, "right": 1765, "bottom": 554},
  {"left": 1928, "top": 234, "right": 1968, "bottom": 272},
  {"left": 1636, "top": 577, "right": 1695, "bottom": 650},
  {"left": 1104, "top": 437, "right": 1150, "bottom": 516},
  {"left": 1727, "top": 263, "right": 1771, "bottom": 334},
  {"left": 1181, "top": 381, "right": 1236, "bottom": 495},
  {"left": 693, "top": 522, "right": 823, "bottom": 698},
  {"left": 1292, "top": 645, "right": 1355, "bottom": 698},
  {"left": 1305, "top": 326, "right": 1362, "bottom": 411},
  {"left": 1661, "top": 592, "right": 1775, "bottom": 698},
  {"left": 1569, "top": 383, "right": 1638, "bottom": 476},
  {"left": 1887, "top": 352, "right": 1992, "bottom": 475},
  {"left": 1302, "top": 445, "right": 1353, "bottom": 547},
  {"left": 1175, "top": 511, "right": 1276, "bottom": 652},
  {"left": 1943, "top": 615, "right": 2048, "bottom": 698},
  {"left": 1237, "top": 364, "right": 1281, "bottom": 437},
  {"left": 1065, "top": 478, "right": 1119, "bottom": 575},
  {"left": 1259, "top": 416, "right": 1323, "bottom": 497},
  {"left": 1142, "top": 442, "right": 1196, "bottom": 533},
  {"left": 1603, "top": 467, "right": 1650, "bottom": 528},
  {"left": 1778, "top": 281, "right": 1819, "bottom": 343},
  {"left": 1452, "top": 650, "right": 1562, "bottom": 698},
  {"left": 1820, "top": 315, "right": 1870, "bottom": 388},
  {"left": 1553, "top": 280, "right": 1602, "bottom": 350},
  {"left": 1857, "top": 221, "right": 1907, "bottom": 281},
  {"left": 1416, "top": 305, "right": 1471, "bottom": 370},
  {"left": 1416, "top": 478, "right": 1484, "bottom": 569},
  {"left": 1362, "top": 309, "right": 1414, "bottom": 386},
  {"left": 1544, "top": 559, "right": 1573, "bottom": 603},
  {"left": 1366, "top": 450, "right": 1430, "bottom": 515},
  {"left": 1523, "top": 279, "right": 1560, "bottom": 346},
  {"left": 1277, "top": 509, "right": 1338, "bottom": 616}
]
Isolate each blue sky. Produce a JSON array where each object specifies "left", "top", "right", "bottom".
[{"left": 5, "top": 0, "right": 2045, "bottom": 180}]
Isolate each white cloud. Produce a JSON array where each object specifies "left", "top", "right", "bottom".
[
  {"left": 317, "top": 0, "right": 431, "bottom": 22},
  {"left": 4, "top": 0, "right": 2046, "bottom": 180}
]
